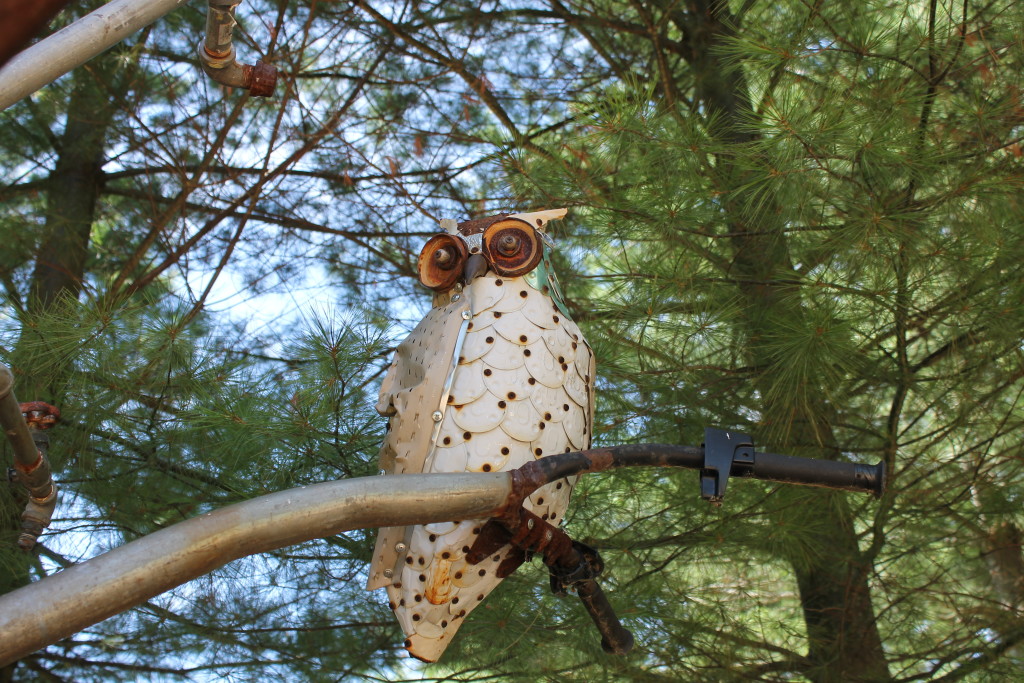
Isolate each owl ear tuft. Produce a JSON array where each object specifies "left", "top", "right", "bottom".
[
  {"left": 440, "top": 218, "right": 459, "bottom": 235},
  {"left": 508, "top": 208, "right": 568, "bottom": 233}
]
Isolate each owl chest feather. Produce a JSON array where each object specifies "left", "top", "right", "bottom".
[{"left": 369, "top": 273, "right": 594, "bottom": 662}]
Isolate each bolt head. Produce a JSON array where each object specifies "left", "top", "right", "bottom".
[
  {"left": 383, "top": 568, "right": 393, "bottom": 578},
  {"left": 432, "top": 410, "right": 443, "bottom": 422}
]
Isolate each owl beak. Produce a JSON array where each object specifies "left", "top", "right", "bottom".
[{"left": 463, "top": 253, "right": 488, "bottom": 284}]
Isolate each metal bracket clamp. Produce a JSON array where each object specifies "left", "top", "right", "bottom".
[
  {"left": 701, "top": 427, "right": 755, "bottom": 504},
  {"left": 466, "top": 507, "right": 635, "bottom": 655},
  {"left": 424, "top": 305, "right": 472, "bottom": 464}
]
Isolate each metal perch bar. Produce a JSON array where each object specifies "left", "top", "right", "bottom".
[
  {"left": 0, "top": 472, "right": 513, "bottom": 667},
  {"left": 0, "top": 442, "right": 884, "bottom": 666}
]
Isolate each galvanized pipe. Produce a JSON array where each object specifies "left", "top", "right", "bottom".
[
  {"left": 196, "top": 0, "right": 276, "bottom": 96},
  {"left": 0, "top": 0, "right": 190, "bottom": 111},
  {"left": 0, "top": 472, "right": 511, "bottom": 667}
]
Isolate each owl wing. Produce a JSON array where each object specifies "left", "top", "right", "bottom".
[{"left": 367, "top": 296, "right": 472, "bottom": 590}]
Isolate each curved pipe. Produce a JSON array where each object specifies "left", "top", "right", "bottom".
[
  {"left": 0, "top": 472, "right": 511, "bottom": 667},
  {"left": 197, "top": 0, "right": 276, "bottom": 96},
  {"left": 0, "top": 441, "right": 884, "bottom": 665},
  {"left": 0, "top": 365, "right": 36, "bottom": 469}
]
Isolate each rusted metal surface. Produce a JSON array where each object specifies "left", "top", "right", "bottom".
[
  {"left": 14, "top": 401, "right": 59, "bottom": 549},
  {"left": 0, "top": 434, "right": 886, "bottom": 664},
  {"left": 510, "top": 443, "right": 884, "bottom": 499},
  {"left": 481, "top": 218, "right": 543, "bottom": 276},
  {"left": 418, "top": 233, "right": 468, "bottom": 290},
  {"left": 246, "top": 59, "right": 277, "bottom": 97},
  {"left": 576, "top": 575, "right": 635, "bottom": 655},
  {"left": 19, "top": 401, "right": 60, "bottom": 429},
  {"left": 467, "top": 506, "right": 634, "bottom": 654},
  {"left": 0, "top": 471, "right": 513, "bottom": 668},
  {"left": 471, "top": 441, "right": 882, "bottom": 657},
  {"left": 455, "top": 213, "right": 509, "bottom": 236},
  {"left": 0, "top": 367, "right": 59, "bottom": 550},
  {"left": 197, "top": 0, "right": 277, "bottom": 97}
]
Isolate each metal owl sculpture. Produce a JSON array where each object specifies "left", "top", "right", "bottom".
[{"left": 366, "top": 208, "right": 594, "bottom": 662}]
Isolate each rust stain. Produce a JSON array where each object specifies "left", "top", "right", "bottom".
[
  {"left": 583, "top": 447, "right": 615, "bottom": 472},
  {"left": 424, "top": 558, "right": 453, "bottom": 604}
]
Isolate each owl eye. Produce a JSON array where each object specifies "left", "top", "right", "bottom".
[
  {"left": 497, "top": 233, "right": 520, "bottom": 255},
  {"left": 433, "top": 247, "right": 456, "bottom": 269},
  {"left": 482, "top": 219, "right": 542, "bottom": 277},
  {"left": 418, "top": 234, "right": 468, "bottom": 290}
]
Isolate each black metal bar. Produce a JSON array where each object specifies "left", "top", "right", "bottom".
[
  {"left": 513, "top": 442, "right": 885, "bottom": 500},
  {"left": 498, "top": 438, "right": 884, "bottom": 657},
  {"left": 575, "top": 576, "right": 634, "bottom": 655},
  {"left": 744, "top": 450, "right": 886, "bottom": 496}
]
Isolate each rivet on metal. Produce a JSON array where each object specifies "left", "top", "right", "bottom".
[
  {"left": 527, "top": 518, "right": 535, "bottom": 530},
  {"left": 432, "top": 411, "right": 443, "bottom": 422},
  {"left": 395, "top": 543, "right": 407, "bottom": 553},
  {"left": 452, "top": 294, "right": 461, "bottom": 302},
  {"left": 383, "top": 568, "right": 394, "bottom": 578},
  {"left": 461, "top": 310, "right": 471, "bottom": 320}
]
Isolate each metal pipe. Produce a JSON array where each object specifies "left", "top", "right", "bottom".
[
  {"left": 196, "top": 0, "right": 276, "bottom": 96},
  {"left": 0, "top": 365, "right": 37, "bottom": 468},
  {"left": 0, "top": 368, "right": 60, "bottom": 550},
  {"left": 0, "top": 472, "right": 512, "bottom": 667},
  {"left": 0, "top": 0, "right": 190, "bottom": 112},
  {"left": 0, "top": 440, "right": 885, "bottom": 664},
  {"left": 511, "top": 444, "right": 886, "bottom": 500}
]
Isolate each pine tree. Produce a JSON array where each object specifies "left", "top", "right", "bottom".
[{"left": 1, "top": 0, "right": 1022, "bottom": 680}]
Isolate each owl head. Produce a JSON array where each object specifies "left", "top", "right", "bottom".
[{"left": 417, "top": 208, "right": 569, "bottom": 310}]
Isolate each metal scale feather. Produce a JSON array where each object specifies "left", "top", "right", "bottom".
[{"left": 367, "top": 211, "right": 594, "bottom": 662}]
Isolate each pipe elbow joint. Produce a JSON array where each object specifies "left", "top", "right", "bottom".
[
  {"left": 197, "top": 42, "right": 277, "bottom": 97},
  {"left": 19, "top": 485, "right": 57, "bottom": 551}
]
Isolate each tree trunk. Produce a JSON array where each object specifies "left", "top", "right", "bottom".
[
  {"left": 677, "top": 2, "right": 890, "bottom": 679},
  {"left": 28, "top": 68, "right": 117, "bottom": 312},
  {"left": 974, "top": 475, "right": 1024, "bottom": 665},
  {"left": 1, "top": 56, "right": 121, "bottom": 681}
]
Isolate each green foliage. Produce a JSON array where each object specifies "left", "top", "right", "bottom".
[{"left": 1, "top": 0, "right": 1022, "bottom": 680}]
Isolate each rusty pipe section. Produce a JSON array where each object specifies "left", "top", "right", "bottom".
[
  {"left": 15, "top": 403, "right": 60, "bottom": 550},
  {"left": 0, "top": 366, "right": 58, "bottom": 550},
  {"left": 197, "top": 0, "right": 276, "bottom": 96},
  {"left": 0, "top": 472, "right": 511, "bottom": 667},
  {"left": 0, "top": 365, "right": 36, "bottom": 467}
]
